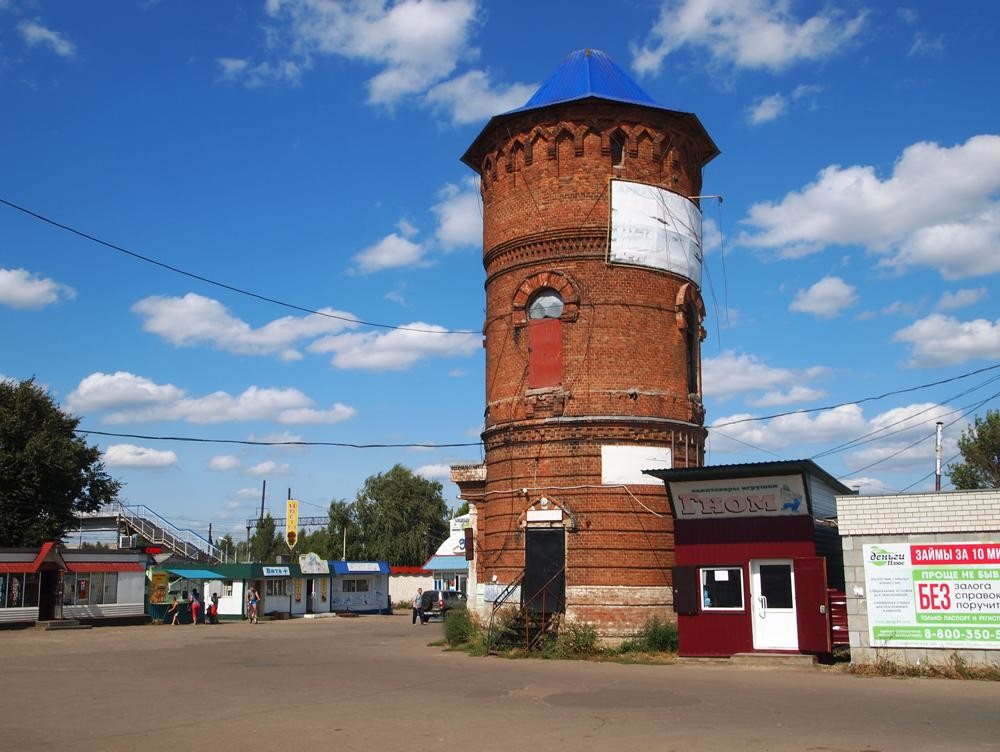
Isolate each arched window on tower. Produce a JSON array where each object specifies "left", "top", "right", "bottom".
[
  {"left": 528, "top": 289, "right": 564, "bottom": 389},
  {"left": 610, "top": 128, "right": 626, "bottom": 171},
  {"left": 684, "top": 300, "right": 701, "bottom": 396}
]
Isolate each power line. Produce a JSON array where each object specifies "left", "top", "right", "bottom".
[
  {"left": 0, "top": 196, "right": 479, "bottom": 335},
  {"left": 710, "top": 362, "right": 1000, "bottom": 429},
  {"left": 77, "top": 429, "right": 482, "bottom": 449}
]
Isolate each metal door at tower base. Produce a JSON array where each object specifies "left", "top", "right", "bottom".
[
  {"left": 750, "top": 559, "right": 798, "bottom": 650},
  {"left": 523, "top": 528, "right": 565, "bottom": 614}
]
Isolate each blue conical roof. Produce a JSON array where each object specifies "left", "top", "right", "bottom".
[
  {"left": 461, "top": 48, "right": 719, "bottom": 170},
  {"left": 511, "top": 48, "right": 659, "bottom": 113}
]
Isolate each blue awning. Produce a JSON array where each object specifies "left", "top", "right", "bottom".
[
  {"left": 330, "top": 561, "right": 389, "bottom": 575},
  {"left": 423, "top": 555, "right": 468, "bottom": 572},
  {"left": 165, "top": 568, "right": 227, "bottom": 580}
]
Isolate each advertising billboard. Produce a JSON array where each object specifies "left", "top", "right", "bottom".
[
  {"left": 609, "top": 180, "right": 702, "bottom": 286},
  {"left": 666, "top": 475, "right": 808, "bottom": 519},
  {"left": 863, "top": 542, "right": 1000, "bottom": 649}
]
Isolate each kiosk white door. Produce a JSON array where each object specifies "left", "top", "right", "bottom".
[{"left": 750, "top": 560, "right": 798, "bottom": 651}]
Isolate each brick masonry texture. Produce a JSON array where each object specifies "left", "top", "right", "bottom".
[{"left": 457, "top": 98, "right": 716, "bottom": 634}]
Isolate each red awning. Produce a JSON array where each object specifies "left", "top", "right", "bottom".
[
  {"left": 0, "top": 541, "right": 58, "bottom": 573},
  {"left": 65, "top": 562, "right": 145, "bottom": 573}
]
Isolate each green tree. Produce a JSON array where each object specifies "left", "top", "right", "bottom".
[
  {"left": 0, "top": 378, "right": 122, "bottom": 547},
  {"left": 249, "top": 514, "right": 282, "bottom": 562},
  {"left": 949, "top": 410, "right": 1000, "bottom": 489},
  {"left": 454, "top": 501, "right": 470, "bottom": 517},
  {"left": 327, "top": 499, "right": 362, "bottom": 560},
  {"left": 352, "top": 464, "right": 449, "bottom": 566}
]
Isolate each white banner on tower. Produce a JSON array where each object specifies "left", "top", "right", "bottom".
[{"left": 609, "top": 180, "right": 702, "bottom": 286}]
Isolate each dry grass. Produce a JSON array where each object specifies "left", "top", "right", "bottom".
[{"left": 849, "top": 651, "right": 1000, "bottom": 681}]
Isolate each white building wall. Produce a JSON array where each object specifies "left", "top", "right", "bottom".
[
  {"left": 838, "top": 490, "right": 1000, "bottom": 667},
  {"left": 389, "top": 574, "right": 434, "bottom": 607}
]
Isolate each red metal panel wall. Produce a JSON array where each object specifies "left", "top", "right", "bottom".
[
  {"left": 674, "top": 518, "right": 817, "bottom": 657},
  {"left": 528, "top": 318, "right": 563, "bottom": 388}
]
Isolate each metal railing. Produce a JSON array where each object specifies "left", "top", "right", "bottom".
[
  {"left": 113, "top": 503, "right": 222, "bottom": 562},
  {"left": 484, "top": 567, "right": 566, "bottom": 653}
]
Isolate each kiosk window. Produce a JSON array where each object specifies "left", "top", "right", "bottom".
[
  {"left": 700, "top": 567, "right": 744, "bottom": 610},
  {"left": 343, "top": 579, "right": 369, "bottom": 592}
]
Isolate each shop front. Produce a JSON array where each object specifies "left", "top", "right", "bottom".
[
  {"left": 647, "top": 460, "right": 853, "bottom": 657},
  {"left": 1, "top": 543, "right": 147, "bottom": 626}
]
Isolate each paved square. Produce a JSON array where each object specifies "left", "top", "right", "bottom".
[{"left": 2, "top": 614, "right": 999, "bottom": 751}]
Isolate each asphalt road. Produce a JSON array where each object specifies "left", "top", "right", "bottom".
[{"left": 1, "top": 614, "right": 998, "bottom": 752}]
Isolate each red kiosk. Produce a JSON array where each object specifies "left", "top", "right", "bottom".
[{"left": 647, "top": 460, "right": 853, "bottom": 657}]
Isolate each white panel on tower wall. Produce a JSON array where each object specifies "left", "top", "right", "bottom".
[
  {"left": 609, "top": 180, "right": 703, "bottom": 286},
  {"left": 601, "top": 445, "right": 672, "bottom": 485}
]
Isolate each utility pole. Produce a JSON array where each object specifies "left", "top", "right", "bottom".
[
  {"left": 259, "top": 479, "right": 266, "bottom": 524},
  {"left": 935, "top": 421, "right": 944, "bottom": 492}
]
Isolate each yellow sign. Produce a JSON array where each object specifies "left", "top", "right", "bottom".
[
  {"left": 286, "top": 499, "right": 299, "bottom": 549},
  {"left": 150, "top": 572, "right": 169, "bottom": 604},
  {"left": 321, "top": 578, "right": 328, "bottom": 602},
  {"left": 294, "top": 578, "right": 303, "bottom": 603}
]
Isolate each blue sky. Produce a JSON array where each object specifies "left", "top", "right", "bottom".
[{"left": 2, "top": 1, "right": 998, "bottom": 542}]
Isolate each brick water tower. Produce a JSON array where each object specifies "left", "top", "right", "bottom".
[{"left": 451, "top": 49, "right": 718, "bottom": 635}]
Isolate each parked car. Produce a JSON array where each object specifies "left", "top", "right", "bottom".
[{"left": 420, "top": 590, "right": 467, "bottom": 620}]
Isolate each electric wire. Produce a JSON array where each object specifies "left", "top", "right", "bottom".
[
  {"left": 76, "top": 429, "right": 481, "bottom": 449},
  {"left": 0, "top": 196, "right": 479, "bottom": 335},
  {"left": 711, "top": 362, "right": 1000, "bottom": 429}
]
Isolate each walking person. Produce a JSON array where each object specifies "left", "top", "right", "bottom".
[
  {"left": 164, "top": 596, "right": 181, "bottom": 625},
  {"left": 412, "top": 587, "right": 425, "bottom": 625},
  {"left": 246, "top": 586, "right": 259, "bottom": 624},
  {"left": 190, "top": 588, "right": 202, "bottom": 626}
]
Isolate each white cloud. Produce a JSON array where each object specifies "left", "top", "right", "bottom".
[
  {"left": 702, "top": 217, "right": 723, "bottom": 254},
  {"left": 69, "top": 371, "right": 357, "bottom": 425},
  {"left": 67, "top": 372, "right": 184, "bottom": 413},
  {"left": 746, "top": 93, "right": 786, "bottom": 125},
  {"left": 841, "top": 475, "right": 895, "bottom": 495},
  {"left": 352, "top": 232, "right": 425, "bottom": 273},
  {"left": 425, "top": 69, "right": 535, "bottom": 124},
  {"left": 937, "top": 287, "right": 987, "bottom": 311},
  {"left": 18, "top": 19, "right": 76, "bottom": 58},
  {"left": 133, "top": 293, "right": 358, "bottom": 360},
  {"left": 246, "top": 460, "right": 291, "bottom": 477},
  {"left": 893, "top": 314, "right": 1000, "bottom": 367},
  {"left": 842, "top": 403, "right": 959, "bottom": 474},
  {"left": 632, "top": 0, "right": 866, "bottom": 77},
  {"left": 209, "top": 455, "right": 242, "bottom": 471},
  {"left": 741, "top": 135, "right": 1000, "bottom": 279},
  {"left": 414, "top": 463, "right": 451, "bottom": 480},
  {"left": 909, "top": 32, "right": 944, "bottom": 58},
  {"left": 104, "top": 444, "right": 178, "bottom": 469},
  {"left": 215, "top": 56, "right": 302, "bottom": 87},
  {"left": 232, "top": 487, "right": 263, "bottom": 501},
  {"left": 747, "top": 385, "right": 827, "bottom": 408},
  {"left": 857, "top": 299, "right": 925, "bottom": 321},
  {"left": 0, "top": 267, "right": 75, "bottom": 309},
  {"left": 702, "top": 350, "right": 828, "bottom": 400},
  {"left": 432, "top": 178, "right": 481, "bottom": 249},
  {"left": 309, "top": 323, "right": 479, "bottom": 370},
  {"left": 709, "top": 404, "right": 868, "bottom": 454},
  {"left": 253, "top": 0, "right": 477, "bottom": 104},
  {"left": 789, "top": 275, "right": 857, "bottom": 318}
]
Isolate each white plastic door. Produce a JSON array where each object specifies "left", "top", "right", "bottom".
[{"left": 750, "top": 559, "right": 798, "bottom": 650}]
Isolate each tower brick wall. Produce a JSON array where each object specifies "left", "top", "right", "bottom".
[{"left": 458, "top": 56, "right": 717, "bottom": 635}]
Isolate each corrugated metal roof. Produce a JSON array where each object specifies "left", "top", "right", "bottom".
[
  {"left": 510, "top": 48, "right": 658, "bottom": 114},
  {"left": 66, "top": 562, "right": 144, "bottom": 573}
]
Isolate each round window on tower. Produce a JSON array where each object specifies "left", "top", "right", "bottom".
[{"left": 528, "top": 289, "right": 564, "bottom": 320}]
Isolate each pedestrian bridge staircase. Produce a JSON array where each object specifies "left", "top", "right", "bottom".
[{"left": 76, "top": 503, "right": 223, "bottom": 563}]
